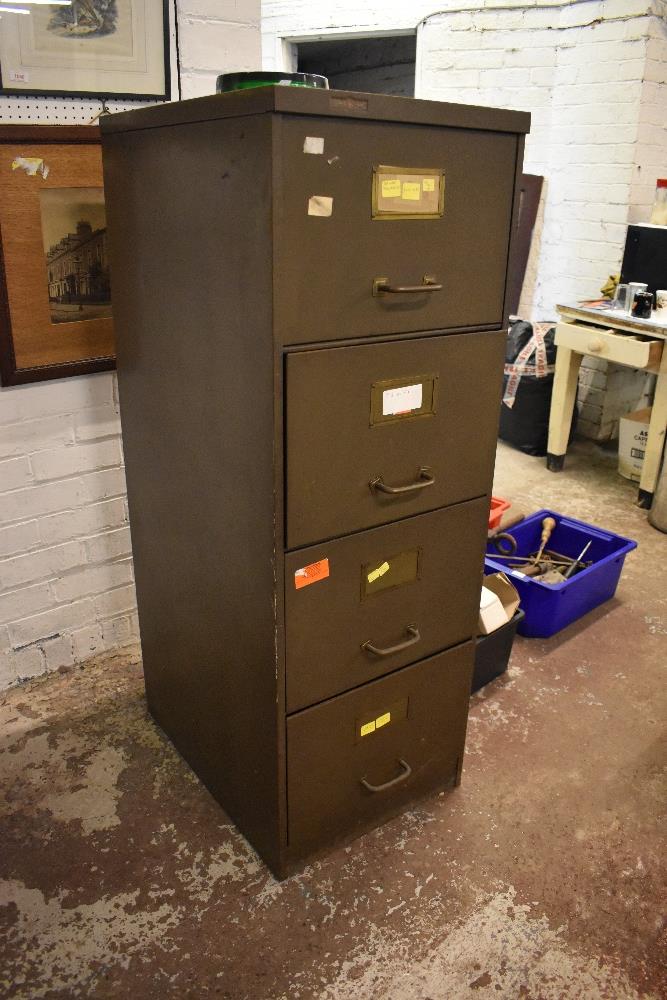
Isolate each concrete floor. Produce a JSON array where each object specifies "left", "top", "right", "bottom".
[{"left": 1, "top": 440, "right": 665, "bottom": 999}]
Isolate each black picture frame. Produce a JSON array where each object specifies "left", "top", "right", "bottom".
[{"left": 0, "top": 0, "right": 171, "bottom": 102}]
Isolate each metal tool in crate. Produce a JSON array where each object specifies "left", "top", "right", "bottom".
[{"left": 485, "top": 509, "right": 637, "bottom": 638}]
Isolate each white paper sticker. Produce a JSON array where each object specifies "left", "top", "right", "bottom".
[
  {"left": 11, "top": 156, "right": 49, "bottom": 179},
  {"left": 303, "top": 136, "right": 325, "bottom": 155},
  {"left": 382, "top": 383, "right": 423, "bottom": 416},
  {"left": 8, "top": 69, "right": 29, "bottom": 84},
  {"left": 307, "top": 195, "right": 333, "bottom": 217}
]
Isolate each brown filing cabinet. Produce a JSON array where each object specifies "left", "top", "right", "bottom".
[{"left": 100, "top": 86, "right": 529, "bottom": 878}]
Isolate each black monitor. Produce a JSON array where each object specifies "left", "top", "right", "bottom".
[{"left": 620, "top": 224, "right": 667, "bottom": 297}]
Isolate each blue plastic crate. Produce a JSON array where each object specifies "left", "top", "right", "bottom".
[{"left": 485, "top": 509, "right": 637, "bottom": 638}]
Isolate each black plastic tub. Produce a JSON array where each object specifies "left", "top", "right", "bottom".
[{"left": 472, "top": 609, "right": 525, "bottom": 694}]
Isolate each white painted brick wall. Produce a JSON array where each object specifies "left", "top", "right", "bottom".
[
  {"left": 178, "top": 0, "right": 261, "bottom": 99},
  {"left": 629, "top": 16, "right": 667, "bottom": 221},
  {"left": 0, "top": 4, "right": 261, "bottom": 690},
  {"left": 0, "top": 373, "right": 138, "bottom": 686}
]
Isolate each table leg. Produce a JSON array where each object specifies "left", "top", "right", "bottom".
[
  {"left": 637, "top": 346, "right": 667, "bottom": 508},
  {"left": 546, "top": 345, "right": 582, "bottom": 471}
]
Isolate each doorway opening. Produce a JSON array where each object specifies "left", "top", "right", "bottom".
[{"left": 296, "top": 35, "right": 416, "bottom": 97}]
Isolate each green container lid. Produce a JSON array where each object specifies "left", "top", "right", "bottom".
[{"left": 216, "top": 71, "right": 329, "bottom": 93}]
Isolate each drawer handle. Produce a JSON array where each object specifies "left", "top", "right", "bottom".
[
  {"left": 373, "top": 274, "right": 442, "bottom": 296},
  {"left": 361, "top": 625, "right": 420, "bottom": 658},
  {"left": 361, "top": 758, "right": 412, "bottom": 793},
  {"left": 370, "top": 467, "right": 434, "bottom": 495}
]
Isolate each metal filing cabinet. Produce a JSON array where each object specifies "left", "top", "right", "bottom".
[{"left": 100, "top": 87, "right": 529, "bottom": 878}]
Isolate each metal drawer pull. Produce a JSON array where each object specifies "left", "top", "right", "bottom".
[
  {"left": 361, "top": 758, "right": 412, "bottom": 793},
  {"left": 370, "top": 467, "right": 434, "bottom": 495},
  {"left": 373, "top": 274, "right": 442, "bottom": 296},
  {"left": 361, "top": 625, "right": 420, "bottom": 658}
]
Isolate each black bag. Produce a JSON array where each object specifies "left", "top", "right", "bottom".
[{"left": 499, "top": 319, "right": 575, "bottom": 456}]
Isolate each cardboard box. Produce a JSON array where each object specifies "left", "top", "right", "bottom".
[
  {"left": 619, "top": 407, "right": 651, "bottom": 482},
  {"left": 478, "top": 572, "right": 521, "bottom": 635}
]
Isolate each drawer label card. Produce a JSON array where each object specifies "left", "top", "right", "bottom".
[
  {"left": 382, "top": 383, "right": 423, "bottom": 416},
  {"left": 373, "top": 165, "right": 445, "bottom": 219},
  {"left": 371, "top": 375, "right": 437, "bottom": 426},
  {"left": 295, "top": 558, "right": 330, "bottom": 589}
]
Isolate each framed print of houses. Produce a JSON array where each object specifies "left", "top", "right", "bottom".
[{"left": 0, "top": 125, "right": 115, "bottom": 385}]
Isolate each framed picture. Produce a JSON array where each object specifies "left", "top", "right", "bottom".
[
  {"left": 0, "top": 0, "right": 170, "bottom": 100},
  {"left": 0, "top": 125, "right": 115, "bottom": 386}
]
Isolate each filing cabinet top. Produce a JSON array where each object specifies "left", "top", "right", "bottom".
[{"left": 100, "top": 85, "right": 530, "bottom": 137}]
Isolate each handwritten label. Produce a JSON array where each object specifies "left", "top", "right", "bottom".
[
  {"left": 402, "top": 181, "right": 421, "bottom": 201},
  {"left": 381, "top": 178, "right": 401, "bottom": 199},
  {"left": 382, "top": 383, "right": 423, "bottom": 417},
  {"left": 422, "top": 177, "right": 436, "bottom": 192}
]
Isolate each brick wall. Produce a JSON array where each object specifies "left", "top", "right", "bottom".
[
  {"left": 178, "top": 0, "right": 262, "bottom": 99},
  {"left": 0, "top": 3, "right": 261, "bottom": 689},
  {"left": 629, "top": 12, "right": 667, "bottom": 221}
]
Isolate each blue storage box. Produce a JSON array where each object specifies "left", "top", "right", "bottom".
[{"left": 485, "top": 509, "right": 637, "bottom": 638}]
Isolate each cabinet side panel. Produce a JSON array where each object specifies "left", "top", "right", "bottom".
[{"left": 102, "top": 117, "right": 282, "bottom": 867}]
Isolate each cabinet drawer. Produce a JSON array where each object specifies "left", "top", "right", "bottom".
[
  {"left": 286, "top": 642, "right": 473, "bottom": 855},
  {"left": 556, "top": 321, "right": 663, "bottom": 369},
  {"left": 286, "top": 330, "right": 505, "bottom": 548},
  {"left": 285, "top": 500, "right": 487, "bottom": 712},
  {"left": 274, "top": 116, "right": 517, "bottom": 345}
]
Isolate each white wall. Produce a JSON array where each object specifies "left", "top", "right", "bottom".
[
  {"left": 178, "top": 0, "right": 262, "bottom": 99},
  {"left": 262, "top": 0, "right": 667, "bottom": 320},
  {"left": 0, "top": 2, "right": 261, "bottom": 689},
  {"left": 629, "top": 12, "right": 667, "bottom": 221}
]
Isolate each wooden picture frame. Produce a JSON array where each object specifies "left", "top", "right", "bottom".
[
  {"left": 0, "top": 0, "right": 171, "bottom": 101},
  {"left": 0, "top": 125, "right": 115, "bottom": 386}
]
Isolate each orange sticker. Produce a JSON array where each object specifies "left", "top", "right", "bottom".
[{"left": 294, "top": 558, "right": 330, "bottom": 590}]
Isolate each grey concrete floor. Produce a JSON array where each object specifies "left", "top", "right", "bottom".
[{"left": 1, "top": 440, "right": 665, "bottom": 999}]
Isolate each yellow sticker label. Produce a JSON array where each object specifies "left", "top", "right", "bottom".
[
  {"left": 381, "top": 178, "right": 401, "bottom": 199},
  {"left": 422, "top": 177, "right": 436, "bottom": 192},
  {"left": 360, "top": 720, "right": 376, "bottom": 738},
  {"left": 402, "top": 181, "right": 421, "bottom": 201},
  {"left": 375, "top": 712, "right": 391, "bottom": 729},
  {"left": 367, "top": 561, "right": 390, "bottom": 584}
]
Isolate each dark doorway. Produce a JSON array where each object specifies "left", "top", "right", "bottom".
[{"left": 297, "top": 35, "right": 416, "bottom": 97}]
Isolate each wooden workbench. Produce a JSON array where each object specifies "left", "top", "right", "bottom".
[{"left": 547, "top": 303, "right": 667, "bottom": 508}]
